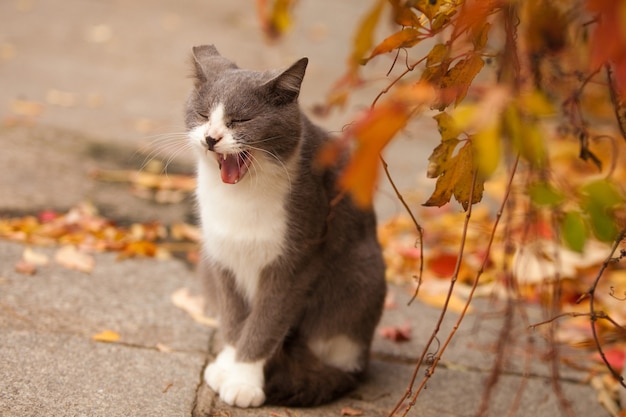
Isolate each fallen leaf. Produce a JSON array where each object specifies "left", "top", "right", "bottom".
[
  {"left": 340, "top": 407, "right": 364, "bottom": 416},
  {"left": 46, "top": 89, "right": 76, "bottom": 107},
  {"left": 86, "top": 24, "right": 113, "bottom": 44},
  {"left": 54, "top": 245, "right": 95, "bottom": 273},
  {"left": 15, "top": 259, "right": 36, "bottom": 275},
  {"left": 380, "top": 323, "right": 411, "bottom": 343},
  {"left": 427, "top": 252, "right": 458, "bottom": 278},
  {"left": 10, "top": 99, "right": 44, "bottom": 117},
  {"left": 22, "top": 247, "right": 49, "bottom": 266},
  {"left": 155, "top": 343, "right": 173, "bottom": 353},
  {"left": 170, "top": 223, "right": 202, "bottom": 242},
  {"left": 171, "top": 287, "right": 218, "bottom": 328},
  {"left": 92, "top": 329, "right": 120, "bottom": 343}
]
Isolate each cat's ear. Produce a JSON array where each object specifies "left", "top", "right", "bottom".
[
  {"left": 191, "top": 44, "right": 235, "bottom": 86},
  {"left": 264, "top": 58, "right": 309, "bottom": 105}
]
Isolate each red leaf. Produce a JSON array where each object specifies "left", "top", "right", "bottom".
[
  {"left": 380, "top": 323, "right": 411, "bottom": 343},
  {"left": 592, "top": 347, "right": 625, "bottom": 372},
  {"left": 428, "top": 252, "right": 458, "bottom": 278}
]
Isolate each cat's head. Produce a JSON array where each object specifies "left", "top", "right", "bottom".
[{"left": 186, "top": 45, "right": 308, "bottom": 184}]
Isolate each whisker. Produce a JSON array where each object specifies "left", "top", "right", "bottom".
[
  {"left": 137, "top": 133, "right": 192, "bottom": 174},
  {"left": 246, "top": 145, "right": 292, "bottom": 193}
]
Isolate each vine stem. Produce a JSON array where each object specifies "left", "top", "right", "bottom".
[
  {"left": 587, "top": 230, "right": 626, "bottom": 389},
  {"left": 379, "top": 155, "right": 425, "bottom": 303}
]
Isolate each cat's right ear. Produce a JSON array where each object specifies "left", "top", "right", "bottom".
[{"left": 191, "top": 45, "right": 234, "bottom": 86}]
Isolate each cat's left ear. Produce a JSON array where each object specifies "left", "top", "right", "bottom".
[{"left": 264, "top": 58, "right": 308, "bottom": 105}]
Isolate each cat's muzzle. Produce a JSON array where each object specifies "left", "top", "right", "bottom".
[{"left": 206, "top": 136, "right": 219, "bottom": 152}]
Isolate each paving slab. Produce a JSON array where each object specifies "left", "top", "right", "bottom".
[
  {"left": 1, "top": 329, "right": 205, "bottom": 417},
  {"left": 0, "top": 239, "right": 213, "bottom": 417}
]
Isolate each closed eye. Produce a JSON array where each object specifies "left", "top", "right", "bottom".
[
  {"left": 226, "top": 118, "right": 252, "bottom": 128},
  {"left": 196, "top": 111, "right": 209, "bottom": 119}
]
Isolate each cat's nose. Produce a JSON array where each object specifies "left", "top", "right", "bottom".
[{"left": 205, "top": 136, "right": 220, "bottom": 152}]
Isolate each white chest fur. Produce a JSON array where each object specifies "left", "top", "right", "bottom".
[{"left": 196, "top": 155, "right": 292, "bottom": 303}]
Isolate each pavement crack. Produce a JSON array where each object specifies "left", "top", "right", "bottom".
[{"left": 191, "top": 331, "right": 215, "bottom": 417}]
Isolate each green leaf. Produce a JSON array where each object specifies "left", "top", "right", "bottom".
[
  {"left": 529, "top": 181, "right": 565, "bottom": 207},
  {"left": 580, "top": 179, "right": 625, "bottom": 242},
  {"left": 581, "top": 179, "right": 624, "bottom": 207},
  {"left": 561, "top": 211, "right": 586, "bottom": 252}
]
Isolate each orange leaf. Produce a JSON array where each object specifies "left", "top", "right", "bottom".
[
  {"left": 389, "top": 0, "right": 421, "bottom": 27},
  {"left": 440, "top": 53, "right": 484, "bottom": 108},
  {"left": 365, "top": 28, "right": 422, "bottom": 63},
  {"left": 340, "top": 102, "right": 410, "bottom": 207}
]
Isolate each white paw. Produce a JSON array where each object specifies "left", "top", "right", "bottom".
[
  {"left": 204, "top": 346, "right": 266, "bottom": 408},
  {"left": 204, "top": 345, "right": 236, "bottom": 392},
  {"left": 220, "top": 381, "right": 265, "bottom": 408}
]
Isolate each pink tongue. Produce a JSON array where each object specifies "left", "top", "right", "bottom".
[{"left": 220, "top": 153, "right": 247, "bottom": 184}]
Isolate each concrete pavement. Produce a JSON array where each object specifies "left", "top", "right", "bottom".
[{"left": 0, "top": 0, "right": 613, "bottom": 416}]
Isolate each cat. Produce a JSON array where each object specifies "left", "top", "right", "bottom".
[{"left": 185, "top": 44, "right": 386, "bottom": 408}]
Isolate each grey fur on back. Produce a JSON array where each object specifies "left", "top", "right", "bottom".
[{"left": 186, "top": 44, "right": 386, "bottom": 407}]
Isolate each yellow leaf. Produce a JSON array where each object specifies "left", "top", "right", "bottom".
[
  {"left": 433, "top": 111, "right": 462, "bottom": 142},
  {"left": 92, "top": 330, "right": 120, "bottom": 343},
  {"left": 269, "top": 0, "right": 294, "bottom": 35},
  {"left": 365, "top": 28, "right": 422, "bottom": 62},
  {"left": 412, "top": 0, "right": 444, "bottom": 20},
  {"left": 426, "top": 43, "right": 449, "bottom": 67},
  {"left": 351, "top": 0, "right": 386, "bottom": 67},
  {"left": 517, "top": 90, "right": 555, "bottom": 117},
  {"left": 471, "top": 121, "right": 500, "bottom": 177},
  {"left": 424, "top": 142, "right": 484, "bottom": 210}
]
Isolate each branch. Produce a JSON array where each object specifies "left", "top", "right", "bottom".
[
  {"left": 379, "top": 155, "right": 425, "bottom": 303},
  {"left": 587, "top": 230, "right": 626, "bottom": 388}
]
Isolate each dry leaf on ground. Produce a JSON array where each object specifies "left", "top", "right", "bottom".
[
  {"left": 340, "top": 407, "right": 363, "bottom": 416},
  {"left": 92, "top": 329, "right": 120, "bottom": 343},
  {"left": 54, "top": 245, "right": 95, "bottom": 273},
  {"left": 171, "top": 287, "right": 218, "bottom": 328}
]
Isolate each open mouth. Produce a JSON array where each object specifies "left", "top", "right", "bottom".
[{"left": 215, "top": 151, "right": 252, "bottom": 184}]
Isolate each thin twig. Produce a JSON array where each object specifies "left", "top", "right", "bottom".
[
  {"left": 379, "top": 155, "right": 425, "bottom": 303},
  {"left": 588, "top": 230, "right": 626, "bottom": 388}
]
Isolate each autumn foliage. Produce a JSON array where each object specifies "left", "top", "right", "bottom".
[{"left": 260, "top": 0, "right": 626, "bottom": 408}]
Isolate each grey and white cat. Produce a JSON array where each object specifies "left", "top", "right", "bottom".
[{"left": 185, "top": 44, "right": 386, "bottom": 408}]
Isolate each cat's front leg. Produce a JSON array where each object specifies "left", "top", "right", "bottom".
[{"left": 204, "top": 345, "right": 266, "bottom": 407}]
